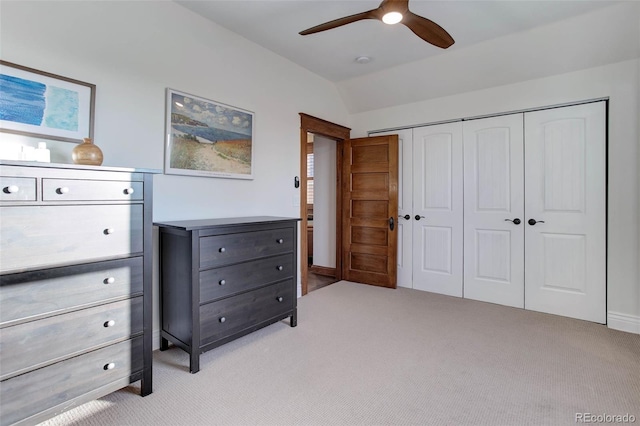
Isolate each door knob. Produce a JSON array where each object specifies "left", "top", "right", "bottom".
[
  {"left": 528, "top": 219, "right": 545, "bottom": 226},
  {"left": 389, "top": 217, "right": 395, "bottom": 231},
  {"left": 504, "top": 218, "right": 521, "bottom": 225},
  {"left": 399, "top": 214, "right": 410, "bottom": 220},
  {"left": 415, "top": 215, "right": 425, "bottom": 221}
]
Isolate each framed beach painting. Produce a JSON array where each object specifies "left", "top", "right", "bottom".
[
  {"left": 164, "top": 89, "right": 254, "bottom": 179},
  {"left": 0, "top": 60, "right": 95, "bottom": 143}
]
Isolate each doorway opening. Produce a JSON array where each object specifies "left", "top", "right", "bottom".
[{"left": 299, "top": 114, "right": 350, "bottom": 295}]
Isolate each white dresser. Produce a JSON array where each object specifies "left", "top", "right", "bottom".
[{"left": 0, "top": 160, "right": 157, "bottom": 426}]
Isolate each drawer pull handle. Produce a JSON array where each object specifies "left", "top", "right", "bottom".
[
  {"left": 5, "top": 185, "right": 19, "bottom": 194},
  {"left": 219, "top": 317, "right": 226, "bottom": 323},
  {"left": 219, "top": 279, "right": 226, "bottom": 286},
  {"left": 277, "top": 296, "right": 284, "bottom": 302},
  {"left": 104, "top": 362, "right": 115, "bottom": 370},
  {"left": 104, "top": 320, "right": 116, "bottom": 327},
  {"left": 104, "top": 277, "right": 116, "bottom": 284},
  {"left": 277, "top": 265, "right": 283, "bottom": 271},
  {"left": 277, "top": 238, "right": 284, "bottom": 244},
  {"left": 57, "top": 187, "right": 70, "bottom": 195},
  {"left": 124, "top": 187, "right": 135, "bottom": 195},
  {"left": 219, "top": 247, "right": 226, "bottom": 253},
  {"left": 104, "top": 228, "right": 115, "bottom": 235}
]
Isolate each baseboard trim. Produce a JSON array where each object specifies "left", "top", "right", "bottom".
[
  {"left": 309, "top": 265, "right": 336, "bottom": 277},
  {"left": 607, "top": 311, "right": 640, "bottom": 335}
]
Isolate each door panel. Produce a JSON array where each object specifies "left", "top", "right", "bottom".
[
  {"left": 421, "top": 226, "right": 452, "bottom": 274},
  {"left": 372, "top": 129, "right": 414, "bottom": 288},
  {"left": 525, "top": 102, "right": 606, "bottom": 323},
  {"left": 463, "top": 114, "right": 524, "bottom": 307},
  {"left": 412, "top": 123, "right": 463, "bottom": 296},
  {"left": 343, "top": 135, "right": 398, "bottom": 288}
]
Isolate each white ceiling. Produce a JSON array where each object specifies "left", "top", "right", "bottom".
[{"left": 176, "top": 0, "right": 619, "bottom": 83}]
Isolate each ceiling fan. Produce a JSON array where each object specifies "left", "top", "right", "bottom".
[{"left": 299, "top": 0, "right": 454, "bottom": 49}]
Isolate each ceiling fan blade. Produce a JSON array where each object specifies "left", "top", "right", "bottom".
[
  {"left": 379, "top": 0, "right": 409, "bottom": 14},
  {"left": 402, "top": 11, "right": 454, "bottom": 49},
  {"left": 299, "top": 9, "right": 379, "bottom": 35}
]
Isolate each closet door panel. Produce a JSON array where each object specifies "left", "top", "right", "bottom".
[
  {"left": 463, "top": 114, "right": 524, "bottom": 307},
  {"left": 412, "top": 123, "right": 463, "bottom": 297},
  {"left": 524, "top": 102, "right": 606, "bottom": 323}
]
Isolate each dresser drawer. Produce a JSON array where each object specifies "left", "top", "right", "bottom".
[
  {"left": 0, "top": 176, "right": 36, "bottom": 202},
  {"left": 0, "top": 257, "right": 143, "bottom": 326},
  {"left": 0, "top": 204, "right": 143, "bottom": 273},
  {"left": 43, "top": 178, "right": 143, "bottom": 201},
  {"left": 200, "top": 279, "right": 294, "bottom": 346},
  {"left": 0, "top": 337, "right": 143, "bottom": 426},
  {"left": 200, "top": 253, "right": 293, "bottom": 303},
  {"left": 200, "top": 227, "right": 294, "bottom": 269},
  {"left": 0, "top": 297, "right": 143, "bottom": 380}
]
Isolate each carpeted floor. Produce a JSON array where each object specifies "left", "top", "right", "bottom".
[{"left": 40, "top": 281, "right": 640, "bottom": 426}]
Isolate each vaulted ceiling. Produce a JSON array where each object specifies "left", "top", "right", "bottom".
[
  {"left": 177, "top": 1, "right": 619, "bottom": 82},
  {"left": 175, "top": 1, "right": 639, "bottom": 113}
]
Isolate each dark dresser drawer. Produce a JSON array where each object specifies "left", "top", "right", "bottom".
[
  {"left": 0, "top": 204, "right": 143, "bottom": 273},
  {"left": 199, "top": 279, "right": 294, "bottom": 346},
  {"left": 0, "top": 176, "right": 36, "bottom": 202},
  {"left": 42, "top": 178, "right": 143, "bottom": 201},
  {"left": 200, "top": 253, "right": 293, "bottom": 303},
  {"left": 0, "top": 257, "right": 143, "bottom": 326},
  {"left": 0, "top": 297, "right": 143, "bottom": 380},
  {"left": 0, "top": 337, "right": 143, "bottom": 426},
  {"left": 199, "top": 227, "right": 294, "bottom": 269}
]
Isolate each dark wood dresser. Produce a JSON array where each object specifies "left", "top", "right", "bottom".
[
  {"left": 0, "top": 160, "right": 157, "bottom": 426},
  {"left": 155, "top": 216, "right": 299, "bottom": 373}
]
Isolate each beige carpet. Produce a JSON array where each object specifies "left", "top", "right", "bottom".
[{"left": 41, "top": 281, "right": 640, "bottom": 426}]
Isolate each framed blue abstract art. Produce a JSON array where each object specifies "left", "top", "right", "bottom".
[{"left": 0, "top": 61, "right": 95, "bottom": 143}]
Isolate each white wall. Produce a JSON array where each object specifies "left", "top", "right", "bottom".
[
  {"left": 312, "top": 135, "right": 337, "bottom": 268},
  {"left": 0, "top": 1, "right": 350, "bottom": 346},
  {"left": 349, "top": 59, "right": 640, "bottom": 333}
]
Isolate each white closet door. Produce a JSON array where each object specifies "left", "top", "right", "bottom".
[
  {"left": 373, "top": 129, "right": 414, "bottom": 288},
  {"left": 524, "top": 102, "right": 606, "bottom": 323},
  {"left": 463, "top": 114, "right": 525, "bottom": 307},
  {"left": 412, "top": 123, "right": 463, "bottom": 297}
]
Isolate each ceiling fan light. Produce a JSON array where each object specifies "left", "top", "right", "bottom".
[{"left": 382, "top": 11, "right": 403, "bottom": 25}]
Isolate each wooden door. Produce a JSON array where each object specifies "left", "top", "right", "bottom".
[
  {"left": 371, "top": 129, "right": 414, "bottom": 288},
  {"left": 463, "top": 114, "right": 525, "bottom": 308},
  {"left": 412, "top": 123, "right": 464, "bottom": 297},
  {"left": 342, "top": 135, "right": 399, "bottom": 288},
  {"left": 524, "top": 102, "right": 606, "bottom": 323}
]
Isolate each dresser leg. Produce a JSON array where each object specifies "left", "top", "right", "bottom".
[
  {"left": 160, "top": 336, "right": 169, "bottom": 351},
  {"left": 190, "top": 352, "right": 200, "bottom": 374},
  {"left": 290, "top": 309, "right": 297, "bottom": 327},
  {"left": 141, "top": 367, "right": 153, "bottom": 397}
]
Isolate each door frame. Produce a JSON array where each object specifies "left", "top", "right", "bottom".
[{"left": 299, "top": 113, "right": 350, "bottom": 295}]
